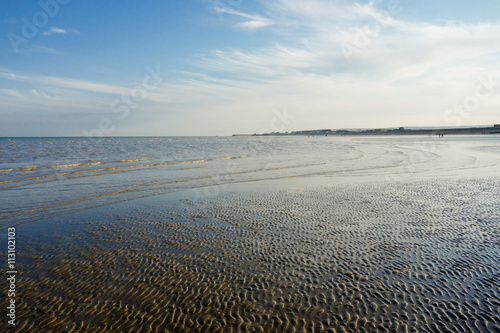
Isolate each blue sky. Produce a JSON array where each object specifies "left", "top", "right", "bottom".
[{"left": 1, "top": 0, "right": 499, "bottom": 136}]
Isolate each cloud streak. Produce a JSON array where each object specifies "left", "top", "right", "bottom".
[
  {"left": 214, "top": 7, "right": 274, "bottom": 30},
  {"left": 0, "top": 70, "right": 169, "bottom": 103},
  {"left": 42, "top": 27, "right": 78, "bottom": 36},
  {"left": 235, "top": 20, "right": 273, "bottom": 30},
  {"left": 0, "top": 71, "right": 132, "bottom": 95},
  {"left": 42, "top": 27, "right": 68, "bottom": 36}
]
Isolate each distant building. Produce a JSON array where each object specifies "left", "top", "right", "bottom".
[{"left": 495, "top": 124, "right": 500, "bottom": 128}]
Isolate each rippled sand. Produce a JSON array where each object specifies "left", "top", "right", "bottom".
[{"left": 2, "top": 177, "right": 500, "bottom": 332}]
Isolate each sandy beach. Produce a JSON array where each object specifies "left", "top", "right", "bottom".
[
  {"left": 3, "top": 174, "right": 500, "bottom": 332},
  {"left": 3, "top": 0, "right": 500, "bottom": 330}
]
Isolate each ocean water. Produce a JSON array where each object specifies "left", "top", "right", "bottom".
[
  {"left": 2, "top": 135, "right": 500, "bottom": 332},
  {"left": 1, "top": 135, "right": 499, "bottom": 228}
]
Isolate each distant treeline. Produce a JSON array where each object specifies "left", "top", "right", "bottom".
[{"left": 234, "top": 125, "right": 500, "bottom": 137}]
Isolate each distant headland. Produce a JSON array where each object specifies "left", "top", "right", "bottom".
[{"left": 233, "top": 124, "right": 500, "bottom": 137}]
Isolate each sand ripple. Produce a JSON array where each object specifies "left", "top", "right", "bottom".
[{"left": 2, "top": 178, "right": 500, "bottom": 332}]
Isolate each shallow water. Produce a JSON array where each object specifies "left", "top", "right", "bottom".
[{"left": 1, "top": 135, "right": 499, "bottom": 227}]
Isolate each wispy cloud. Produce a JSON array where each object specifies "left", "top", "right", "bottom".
[
  {"left": 0, "top": 71, "right": 131, "bottom": 95},
  {"left": 6, "top": 45, "right": 64, "bottom": 55},
  {"left": 0, "top": 89, "right": 24, "bottom": 98},
  {"left": 30, "top": 46, "right": 64, "bottom": 54},
  {"left": 214, "top": 7, "right": 274, "bottom": 30},
  {"left": 42, "top": 27, "right": 67, "bottom": 36},
  {"left": 0, "top": 70, "right": 169, "bottom": 107},
  {"left": 195, "top": 45, "right": 319, "bottom": 79},
  {"left": 42, "top": 27, "right": 78, "bottom": 36},
  {"left": 235, "top": 20, "right": 273, "bottom": 30},
  {"left": 201, "top": 0, "right": 500, "bottom": 81},
  {"left": 30, "top": 89, "right": 55, "bottom": 99}
]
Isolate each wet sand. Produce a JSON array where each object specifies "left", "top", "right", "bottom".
[{"left": 2, "top": 176, "right": 499, "bottom": 332}]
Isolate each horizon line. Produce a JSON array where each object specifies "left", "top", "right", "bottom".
[{"left": 2, "top": 124, "right": 499, "bottom": 138}]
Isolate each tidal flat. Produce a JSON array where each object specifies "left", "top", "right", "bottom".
[
  {"left": 1, "top": 136, "right": 500, "bottom": 332},
  {"left": 3, "top": 177, "right": 500, "bottom": 332}
]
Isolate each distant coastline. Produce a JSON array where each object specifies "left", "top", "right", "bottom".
[{"left": 234, "top": 125, "right": 500, "bottom": 137}]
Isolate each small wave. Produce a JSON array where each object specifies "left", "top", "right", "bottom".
[
  {"left": 47, "top": 162, "right": 102, "bottom": 169},
  {"left": 3, "top": 162, "right": 102, "bottom": 173},
  {"left": 116, "top": 158, "right": 152, "bottom": 163},
  {"left": 0, "top": 156, "right": 248, "bottom": 185},
  {"left": 20, "top": 166, "right": 38, "bottom": 171},
  {"left": 182, "top": 166, "right": 206, "bottom": 170}
]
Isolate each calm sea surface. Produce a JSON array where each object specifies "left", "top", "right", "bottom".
[{"left": 1, "top": 135, "right": 499, "bottom": 228}]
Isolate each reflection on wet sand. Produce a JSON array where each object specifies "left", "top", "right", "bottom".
[{"left": 6, "top": 178, "right": 500, "bottom": 332}]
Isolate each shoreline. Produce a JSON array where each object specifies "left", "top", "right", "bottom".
[{"left": 236, "top": 125, "right": 500, "bottom": 137}]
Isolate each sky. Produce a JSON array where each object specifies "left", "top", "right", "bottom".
[{"left": 0, "top": 0, "right": 499, "bottom": 136}]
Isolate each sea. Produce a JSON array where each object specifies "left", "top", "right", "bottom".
[{"left": 1, "top": 135, "right": 499, "bottom": 229}]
